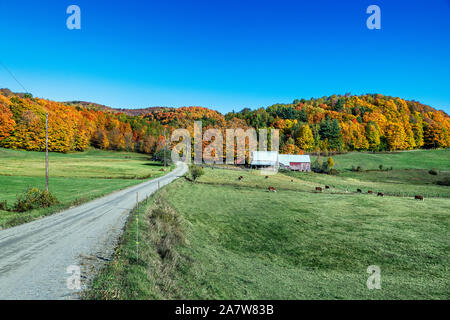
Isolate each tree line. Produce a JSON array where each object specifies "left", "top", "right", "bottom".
[{"left": 0, "top": 91, "right": 449, "bottom": 155}]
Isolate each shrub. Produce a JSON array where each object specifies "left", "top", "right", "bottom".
[
  {"left": 352, "top": 165, "right": 364, "bottom": 172},
  {"left": 12, "top": 187, "right": 59, "bottom": 212},
  {"left": 329, "top": 168, "right": 339, "bottom": 175},
  {"left": 321, "top": 161, "right": 330, "bottom": 174},
  {"left": 379, "top": 164, "right": 383, "bottom": 170},
  {"left": 312, "top": 158, "right": 323, "bottom": 173},
  {"left": 189, "top": 164, "right": 204, "bottom": 182},
  {"left": 428, "top": 169, "right": 438, "bottom": 175},
  {"left": 0, "top": 200, "right": 7, "bottom": 211}
]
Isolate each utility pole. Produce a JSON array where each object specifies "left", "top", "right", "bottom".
[
  {"left": 164, "top": 128, "right": 167, "bottom": 168},
  {"left": 45, "top": 113, "right": 49, "bottom": 192}
]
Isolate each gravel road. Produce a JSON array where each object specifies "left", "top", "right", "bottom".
[{"left": 0, "top": 162, "right": 187, "bottom": 300}]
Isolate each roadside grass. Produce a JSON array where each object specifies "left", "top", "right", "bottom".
[
  {"left": 85, "top": 167, "right": 450, "bottom": 299},
  {"left": 0, "top": 148, "right": 172, "bottom": 229},
  {"left": 314, "top": 149, "right": 450, "bottom": 171}
]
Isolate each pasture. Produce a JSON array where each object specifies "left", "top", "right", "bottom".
[
  {"left": 86, "top": 150, "right": 450, "bottom": 300},
  {"left": 0, "top": 148, "right": 169, "bottom": 229}
]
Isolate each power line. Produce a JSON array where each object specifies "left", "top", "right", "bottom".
[{"left": 0, "top": 61, "right": 29, "bottom": 93}]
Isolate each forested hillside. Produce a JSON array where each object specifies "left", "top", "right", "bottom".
[{"left": 0, "top": 89, "right": 449, "bottom": 155}]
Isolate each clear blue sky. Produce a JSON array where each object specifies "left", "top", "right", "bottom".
[{"left": 0, "top": 0, "right": 449, "bottom": 113}]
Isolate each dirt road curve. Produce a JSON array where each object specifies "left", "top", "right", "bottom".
[{"left": 0, "top": 162, "right": 187, "bottom": 300}]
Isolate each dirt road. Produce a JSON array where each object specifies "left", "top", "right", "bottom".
[{"left": 0, "top": 162, "right": 187, "bottom": 299}]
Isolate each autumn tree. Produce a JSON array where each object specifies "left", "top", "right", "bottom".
[
  {"left": 0, "top": 103, "right": 15, "bottom": 142},
  {"left": 296, "top": 124, "right": 315, "bottom": 151}
]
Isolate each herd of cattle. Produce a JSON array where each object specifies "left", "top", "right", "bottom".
[{"left": 237, "top": 175, "right": 425, "bottom": 200}]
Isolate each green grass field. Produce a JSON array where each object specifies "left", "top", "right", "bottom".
[
  {"left": 86, "top": 150, "right": 450, "bottom": 300},
  {"left": 313, "top": 149, "right": 450, "bottom": 171},
  {"left": 0, "top": 148, "right": 170, "bottom": 229}
]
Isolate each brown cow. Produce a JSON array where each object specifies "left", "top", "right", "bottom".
[
  {"left": 415, "top": 195, "right": 424, "bottom": 201},
  {"left": 268, "top": 186, "right": 276, "bottom": 192},
  {"left": 368, "top": 190, "right": 373, "bottom": 194},
  {"left": 315, "top": 187, "right": 323, "bottom": 192},
  {"left": 325, "top": 185, "right": 330, "bottom": 189},
  {"left": 377, "top": 192, "right": 384, "bottom": 197},
  {"left": 357, "top": 189, "right": 362, "bottom": 193}
]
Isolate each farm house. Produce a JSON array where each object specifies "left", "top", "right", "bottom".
[{"left": 278, "top": 154, "right": 311, "bottom": 171}]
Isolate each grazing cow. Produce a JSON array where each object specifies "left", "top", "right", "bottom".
[
  {"left": 415, "top": 195, "right": 424, "bottom": 201},
  {"left": 265, "top": 176, "right": 269, "bottom": 179},
  {"left": 315, "top": 187, "right": 323, "bottom": 192},
  {"left": 377, "top": 192, "right": 384, "bottom": 197},
  {"left": 368, "top": 190, "right": 373, "bottom": 194},
  {"left": 357, "top": 189, "right": 362, "bottom": 193},
  {"left": 268, "top": 186, "right": 276, "bottom": 192},
  {"left": 238, "top": 176, "right": 243, "bottom": 181},
  {"left": 325, "top": 185, "right": 330, "bottom": 189}
]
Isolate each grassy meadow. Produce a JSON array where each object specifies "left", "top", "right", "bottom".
[
  {"left": 0, "top": 148, "right": 169, "bottom": 229},
  {"left": 312, "top": 149, "right": 450, "bottom": 171},
  {"left": 86, "top": 150, "right": 450, "bottom": 300}
]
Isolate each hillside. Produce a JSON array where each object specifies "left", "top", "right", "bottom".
[
  {"left": 85, "top": 153, "right": 450, "bottom": 299},
  {"left": 1, "top": 89, "right": 449, "bottom": 155}
]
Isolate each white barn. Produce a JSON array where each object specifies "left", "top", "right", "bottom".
[{"left": 250, "top": 151, "right": 279, "bottom": 167}]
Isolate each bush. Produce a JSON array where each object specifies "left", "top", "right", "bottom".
[
  {"left": 321, "top": 161, "right": 330, "bottom": 174},
  {"left": 428, "top": 169, "right": 438, "bottom": 175},
  {"left": 188, "top": 164, "right": 204, "bottom": 182},
  {"left": 329, "top": 168, "right": 339, "bottom": 175},
  {"left": 0, "top": 200, "right": 8, "bottom": 211},
  {"left": 379, "top": 164, "right": 383, "bottom": 170},
  {"left": 12, "top": 187, "right": 59, "bottom": 212},
  {"left": 312, "top": 158, "right": 323, "bottom": 173},
  {"left": 351, "top": 165, "right": 364, "bottom": 172},
  {"left": 153, "top": 149, "right": 172, "bottom": 165}
]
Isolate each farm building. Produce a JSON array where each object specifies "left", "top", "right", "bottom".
[
  {"left": 278, "top": 154, "right": 311, "bottom": 171},
  {"left": 250, "top": 151, "right": 311, "bottom": 171},
  {"left": 250, "top": 151, "right": 279, "bottom": 168}
]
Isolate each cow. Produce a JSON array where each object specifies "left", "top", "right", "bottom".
[
  {"left": 377, "top": 192, "right": 384, "bottom": 197},
  {"left": 368, "top": 190, "right": 373, "bottom": 194},
  {"left": 265, "top": 176, "right": 269, "bottom": 179},
  {"left": 325, "top": 185, "right": 330, "bottom": 189},
  {"left": 357, "top": 189, "right": 362, "bottom": 193},
  {"left": 238, "top": 176, "right": 243, "bottom": 181},
  {"left": 268, "top": 186, "right": 276, "bottom": 192},
  {"left": 315, "top": 187, "right": 323, "bottom": 192},
  {"left": 415, "top": 195, "right": 424, "bottom": 201}
]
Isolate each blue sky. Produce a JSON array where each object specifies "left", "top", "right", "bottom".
[{"left": 0, "top": 0, "right": 449, "bottom": 113}]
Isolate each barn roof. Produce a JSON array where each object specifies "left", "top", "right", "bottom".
[
  {"left": 278, "top": 154, "right": 311, "bottom": 166},
  {"left": 250, "top": 151, "right": 278, "bottom": 166}
]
